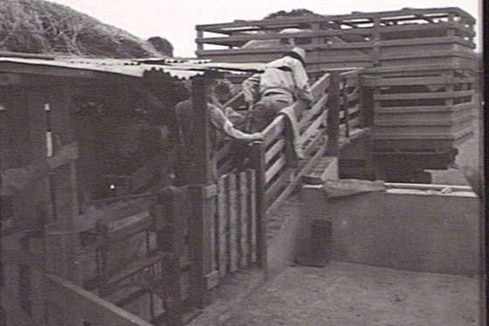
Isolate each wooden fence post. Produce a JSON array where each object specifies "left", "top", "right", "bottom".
[
  {"left": 249, "top": 141, "right": 268, "bottom": 272},
  {"left": 326, "top": 72, "right": 341, "bottom": 156},
  {"left": 155, "top": 187, "right": 185, "bottom": 326},
  {"left": 187, "top": 75, "right": 216, "bottom": 309}
]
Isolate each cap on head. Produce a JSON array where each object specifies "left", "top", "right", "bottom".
[{"left": 290, "top": 47, "right": 306, "bottom": 61}]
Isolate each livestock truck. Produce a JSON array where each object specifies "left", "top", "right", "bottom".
[{"left": 195, "top": 7, "right": 479, "bottom": 183}]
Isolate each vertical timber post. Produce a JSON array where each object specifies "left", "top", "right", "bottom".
[
  {"left": 249, "top": 141, "right": 267, "bottom": 274},
  {"left": 43, "top": 85, "right": 84, "bottom": 325},
  {"left": 326, "top": 72, "right": 341, "bottom": 156},
  {"left": 188, "top": 75, "right": 214, "bottom": 309}
]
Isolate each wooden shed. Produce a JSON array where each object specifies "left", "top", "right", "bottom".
[{"left": 0, "top": 54, "right": 266, "bottom": 325}]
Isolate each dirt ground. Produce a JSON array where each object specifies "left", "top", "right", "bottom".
[
  {"left": 221, "top": 262, "right": 481, "bottom": 326},
  {"left": 190, "top": 111, "right": 484, "bottom": 326}
]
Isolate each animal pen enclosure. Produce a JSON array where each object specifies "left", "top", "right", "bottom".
[
  {"left": 0, "top": 57, "right": 263, "bottom": 325},
  {"left": 0, "top": 53, "right": 361, "bottom": 325}
]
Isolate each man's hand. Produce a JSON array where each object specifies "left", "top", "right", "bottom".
[
  {"left": 47, "top": 142, "right": 79, "bottom": 170},
  {"left": 248, "top": 132, "right": 264, "bottom": 142}
]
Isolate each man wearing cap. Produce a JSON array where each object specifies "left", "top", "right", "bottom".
[{"left": 242, "top": 46, "right": 313, "bottom": 132}]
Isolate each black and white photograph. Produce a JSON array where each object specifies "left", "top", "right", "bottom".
[{"left": 0, "top": 0, "right": 483, "bottom": 325}]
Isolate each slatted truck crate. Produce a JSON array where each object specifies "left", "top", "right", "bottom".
[{"left": 196, "top": 7, "right": 479, "bottom": 181}]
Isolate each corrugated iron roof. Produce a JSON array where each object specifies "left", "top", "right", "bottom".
[{"left": 0, "top": 56, "right": 265, "bottom": 80}]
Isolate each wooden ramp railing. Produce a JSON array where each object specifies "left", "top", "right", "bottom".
[{"left": 219, "top": 68, "right": 365, "bottom": 215}]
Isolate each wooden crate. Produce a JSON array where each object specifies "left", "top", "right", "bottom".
[
  {"left": 196, "top": 7, "right": 477, "bottom": 71},
  {"left": 363, "top": 69, "right": 477, "bottom": 151}
]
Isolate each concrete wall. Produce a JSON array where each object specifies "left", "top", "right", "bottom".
[{"left": 299, "top": 185, "right": 481, "bottom": 275}]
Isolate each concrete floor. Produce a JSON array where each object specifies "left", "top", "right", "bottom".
[{"left": 221, "top": 262, "right": 481, "bottom": 326}]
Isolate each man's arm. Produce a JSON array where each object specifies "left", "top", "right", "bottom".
[{"left": 209, "top": 105, "right": 263, "bottom": 142}]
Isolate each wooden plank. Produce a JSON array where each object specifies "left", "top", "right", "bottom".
[
  {"left": 326, "top": 72, "right": 341, "bottom": 156},
  {"left": 215, "top": 141, "right": 233, "bottom": 164},
  {"left": 217, "top": 156, "right": 235, "bottom": 176},
  {"left": 374, "top": 90, "right": 474, "bottom": 101},
  {"left": 380, "top": 50, "right": 476, "bottom": 61},
  {"left": 341, "top": 117, "right": 361, "bottom": 132},
  {"left": 228, "top": 174, "right": 239, "bottom": 272},
  {"left": 98, "top": 254, "right": 166, "bottom": 293},
  {"left": 265, "top": 138, "right": 286, "bottom": 165},
  {"left": 379, "top": 36, "right": 475, "bottom": 49},
  {"left": 217, "top": 175, "right": 228, "bottom": 277},
  {"left": 107, "top": 211, "right": 152, "bottom": 243},
  {"left": 311, "top": 72, "right": 331, "bottom": 99},
  {"left": 345, "top": 87, "right": 360, "bottom": 104},
  {"left": 264, "top": 169, "right": 290, "bottom": 205},
  {"left": 248, "top": 142, "right": 267, "bottom": 269},
  {"left": 44, "top": 273, "right": 153, "bottom": 326},
  {"left": 303, "top": 131, "right": 326, "bottom": 157},
  {"left": 247, "top": 170, "right": 257, "bottom": 264},
  {"left": 374, "top": 102, "right": 475, "bottom": 114},
  {"left": 299, "top": 110, "right": 327, "bottom": 145},
  {"left": 299, "top": 94, "right": 328, "bottom": 129},
  {"left": 239, "top": 172, "right": 249, "bottom": 268},
  {"left": 263, "top": 116, "right": 285, "bottom": 145},
  {"left": 362, "top": 76, "right": 448, "bottom": 87},
  {"left": 265, "top": 154, "right": 287, "bottom": 184}
]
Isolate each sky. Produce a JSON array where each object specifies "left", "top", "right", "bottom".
[{"left": 48, "top": 0, "right": 482, "bottom": 57}]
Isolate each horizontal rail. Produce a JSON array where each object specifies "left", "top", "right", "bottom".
[{"left": 45, "top": 273, "right": 153, "bottom": 326}]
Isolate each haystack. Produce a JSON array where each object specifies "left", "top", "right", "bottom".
[{"left": 0, "top": 0, "right": 161, "bottom": 58}]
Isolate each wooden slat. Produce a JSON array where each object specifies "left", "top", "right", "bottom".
[
  {"left": 374, "top": 114, "right": 472, "bottom": 126},
  {"left": 303, "top": 131, "right": 326, "bottom": 157},
  {"left": 247, "top": 170, "right": 257, "bottom": 264},
  {"left": 217, "top": 156, "right": 235, "bottom": 176},
  {"left": 45, "top": 273, "right": 154, "bottom": 326},
  {"left": 299, "top": 110, "right": 327, "bottom": 145},
  {"left": 340, "top": 104, "right": 360, "bottom": 119},
  {"left": 263, "top": 116, "right": 285, "bottom": 145},
  {"left": 374, "top": 90, "right": 474, "bottom": 100},
  {"left": 265, "top": 154, "right": 287, "bottom": 184},
  {"left": 311, "top": 73, "right": 331, "bottom": 99},
  {"left": 362, "top": 76, "right": 448, "bottom": 87},
  {"left": 374, "top": 102, "right": 475, "bottom": 114},
  {"left": 264, "top": 170, "right": 290, "bottom": 204},
  {"left": 299, "top": 94, "right": 328, "bottom": 129},
  {"left": 107, "top": 211, "right": 152, "bottom": 243},
  {"left": 239, "top": 172, "right": 249, "bottom": 268},
  {"left": 265, "top": 138, "right": 286, "bottom": 164},
  {"left": 340, "top": 117, "right": 361, "bottom": 133},
  {"left": 228, "top": 174, "right": 239, "bottom": 272},
  {"left": 217, "top": 175, "right": 228, "bottom": 277},
  {"left": 345, "top": 87, "right": 360, "bottom": 103},
  {"left": 380, "top": 50, "right": 476, "bottom": 60},
  {"left": 215, "top": 141, "right": 233, "bottom": 163}
]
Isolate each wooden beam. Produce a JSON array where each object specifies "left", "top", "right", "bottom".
[
  {"left": 326, "top": 72, "right": 341, "bottom": 156},
  {"left": 44, "top": 273, "right": 153, "bottom": 326}
]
